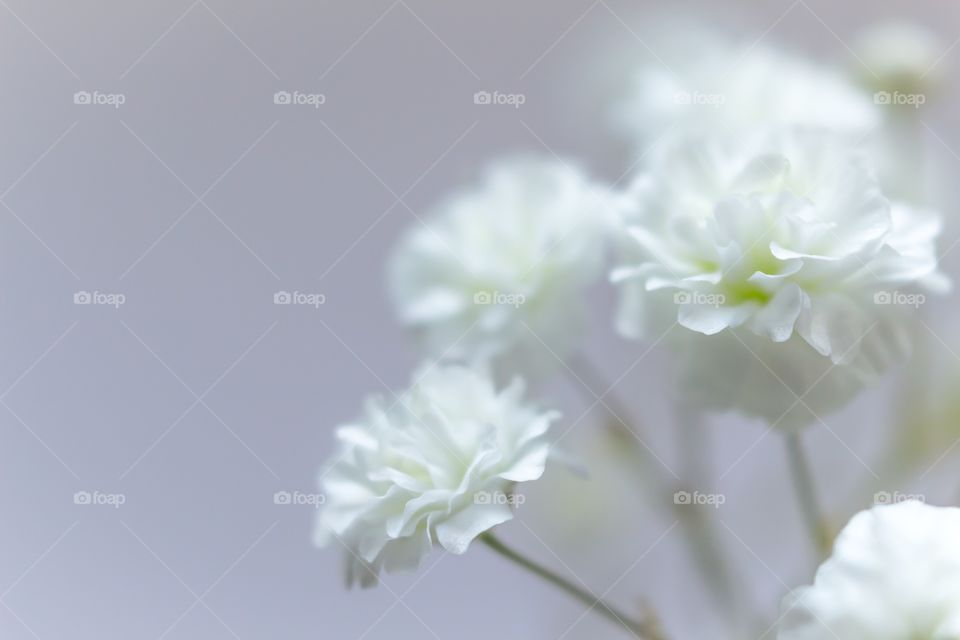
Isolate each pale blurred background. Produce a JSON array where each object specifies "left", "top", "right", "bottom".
[{"left": 1, "top": 1, "right": 959, "bottom": 638}]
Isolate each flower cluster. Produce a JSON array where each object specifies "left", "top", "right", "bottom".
[{"left": 314, "top": 15, "right": 956, "bottom": 640}]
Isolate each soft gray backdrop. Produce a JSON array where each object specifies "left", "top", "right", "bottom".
[{"left": 2, "top": 1, "right": 959, "bottom": 638}]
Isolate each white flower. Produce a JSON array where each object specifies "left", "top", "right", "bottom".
[
  {"left": 779, "top": 501, "right": 960, "bottom": 639},
  {"left": 612, "top": 129, "right": 946, "bottom": 367},
  {"left": 852, "top": 21, "right": 946, "bottom": 94},
  {"left": 615, "top": 37, "right": 879, "bottom": 148},
  {"left": 388, "top": 157, "right": 610, "bottom": 379},
  {"left": 314, "top": 365, "right": 558, "bottom": 587}
]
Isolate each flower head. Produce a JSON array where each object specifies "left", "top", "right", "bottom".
[
  {"left": 852, "top": 21, "right": 946, "bottom": 95},
  {"left": 612, "top": 129, "right": 946, "bottom": 366},
  {"left": 779, "top": 500, "right": 960, "bottom": 639},
  {"left": 616, "top": 38, "right": 879, "bottom": 148},
  {"left": 388, "top": 157, "right": 610, "bottom": 379},
  {"left": 314, "top": 365, "right": 558, "bottom": 587}
]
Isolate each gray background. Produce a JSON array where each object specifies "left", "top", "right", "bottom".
[{"left": 2, "top": 1, "right": 959, "bottom": 638}]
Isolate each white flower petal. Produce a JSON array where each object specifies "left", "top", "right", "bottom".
[{"left": 435, "top": 501, "right": 515, "bottom": 555}]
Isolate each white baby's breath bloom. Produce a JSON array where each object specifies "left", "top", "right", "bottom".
[
  {"left": 388, "top": 158, "right": 610, "bottom": 379},
  {"left": 612, "top": 129, "right": 947, "bottom": 426},
  {"left": 852, "top": 21, "right": 946, "bottom": 94},
  {"left": 851, "top": 22, "right": 945, "bottom": 207},
  {"left": 314, "top": 365, "right": 558, "bottom": 587},
  {"left": 615, "top": 37, "right": 879, "bottom": 149},
  {"left": 779, "top": 501, "right": 960, "bottom": 639},
  {"left": 613, "top": 129, "right": 946, "bottom": 362}
]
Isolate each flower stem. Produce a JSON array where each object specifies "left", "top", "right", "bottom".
[
  {"left": 784, "top": 432, "right": 831, "bottom": 557},
  {"left": 566, "top": 355, "right": 747, "bottom": 631},
  {"left": 673, "top": 402, "right": 747, "bottom": 629},
  {"left": 480, "top": 532, "right": 664, "bottom": 639}
]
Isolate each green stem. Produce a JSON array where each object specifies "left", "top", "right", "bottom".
[
  {"left": 785, "top": 432, "right": 831, "bottom": 557},
  {"left": 480, "top": 532, "right": 664, "bottom": 639},
  {"left": 566, "top": 355, "right": 747, "bottom": 632},
  {"left": 673, "top": 402, "right": 749, "bottom": 632}
]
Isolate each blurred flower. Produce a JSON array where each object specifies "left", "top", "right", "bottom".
[
  {"left": 846, "top": 22, "right": 947, "bottom": 210},
  {"left": 615, "top": 37, "right": 879, "bottom": 149},
  {"left": 779, "top": 500, "right": 960, "bottom": 638},
  {"left": 852, "top": 21, "right": 946, "bottom": 95},
  {"left": 314, "top": 365, "right": 558, "bottom": 587},
  {"left": 612, "top": 129, "right": 946, "bottom": 363},
  {"left": 675, "top": 329, "right": 882, "bottom": 430},
  {"left": 388, "top": 158, "right": 611, "bottom": 379}
]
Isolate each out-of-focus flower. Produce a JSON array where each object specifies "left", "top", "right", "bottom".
[
  {"left": 612, "top": 129, "right": 946, "bottom": 364},
  {"left": 388, "top": 158, "right": 611, "bottom": 379},
  {"left": 779, "top": 500, "right": 960, "bottom": 638},
  {"left": 852, "top": 21, "right": 946, "bottom": 95},
  {"left": 314, "top": 365, "right": 558, "bottom": 587},
  {"left": 674, "top": 329, "right": 884, "bottom": 430},
  {"left": 849, "top": 22, "right": 946, "bottom": 208},
  {"left": 615, "top": 38, "right": 879, "bottom": 149}
]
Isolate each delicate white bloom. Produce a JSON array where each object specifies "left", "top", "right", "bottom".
[
  {"left": 612, "top": 129, "right": 946, "bottom": 366},
  {"left": 314, "top": 365, "right": 558, "bottom": 587},
  {"left": 852, "top": 21, "right": 946, "bottom": 94},
  {"left": 388, "top": 158, "right": 610, "bottom": 379},
  {"left": 851, "top": 22, "right": 945, "bottom": 207},
  {"left": 615, "top": 37, "right": 879, "bottom": 148},
  {"left": 779, "top": 501, "right": 960, "bottom": 639}
]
